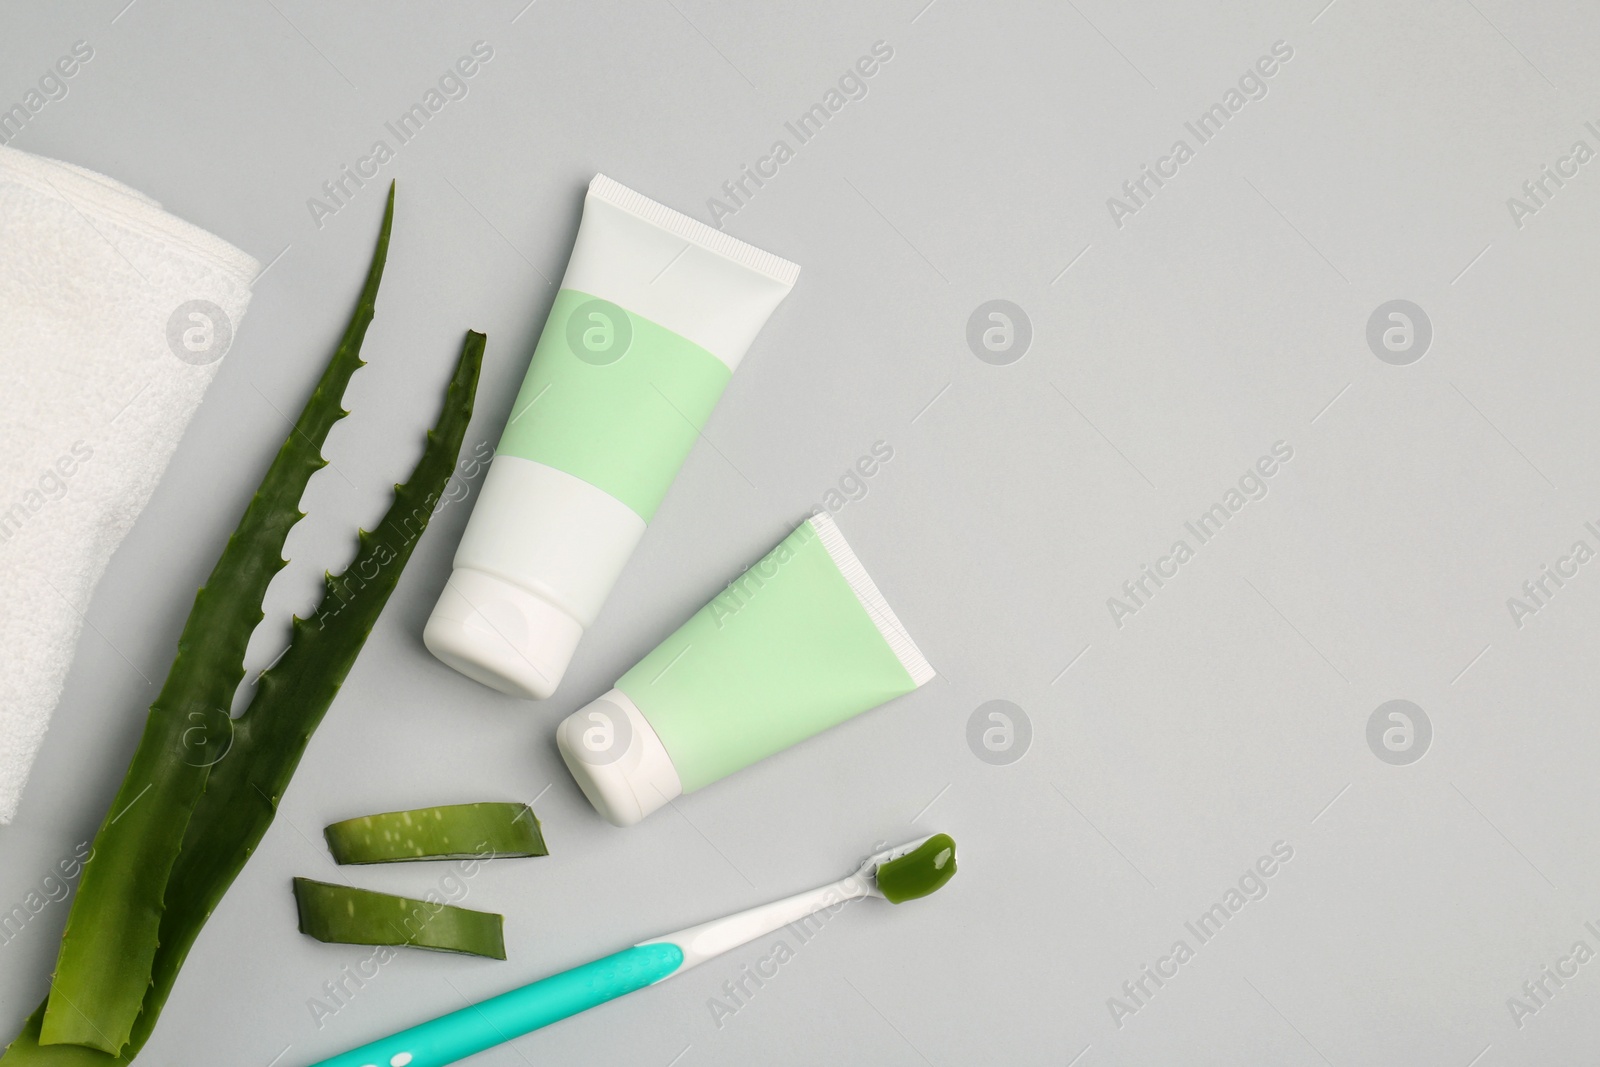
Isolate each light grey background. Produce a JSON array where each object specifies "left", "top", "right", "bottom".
[{"left": 3, "top": 1, "right": 1599, "bottom": 1064}]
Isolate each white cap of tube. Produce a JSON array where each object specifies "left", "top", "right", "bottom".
[
  {"left": 423, "top": 568, "right": 583, "bottom": 701},
  {"left": 556, "top": 689, "right": 682, "bottom": 827}
]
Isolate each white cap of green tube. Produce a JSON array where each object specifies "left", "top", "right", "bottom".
[
  {"left": 556, "top": 689, "right": 682, "bottom": 826},
  {"left": 424, "top": 567, "right": 584, "bottom": 701}
]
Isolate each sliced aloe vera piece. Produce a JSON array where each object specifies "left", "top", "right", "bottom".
[
  {"left": 325, "top": 802, "right": 547, "bottom": 864},
  {"left": 292, "top": 878, "right": 506, "bottom": 959}
]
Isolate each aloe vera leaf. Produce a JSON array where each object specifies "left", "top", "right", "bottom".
[
  {"left": 0, "top": 329, "right": 483, "bottom": 1067},
  {"left": 292, "top": 878, "right": 506, "bottom": 958},
  {"left": 39, "top": 185, "right": 399, "bottom": 1055},
  {"left": 141, "top": 330, "right": 484, "bottom": 1059},
  {"left": 325, "top": 802, "right": 547, "bottom": 864}
]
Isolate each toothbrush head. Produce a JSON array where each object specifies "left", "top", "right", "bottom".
[{"left": 861, "top": 833, "right": 958, "bottom": 904}]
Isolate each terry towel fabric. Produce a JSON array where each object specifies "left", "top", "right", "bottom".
[{"left": 0, "top": 145, "right": 260, "bottom": 825}]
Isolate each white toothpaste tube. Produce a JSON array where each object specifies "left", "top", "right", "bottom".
[{"left": 424, "top": 175, "right": 799, "bottom": 699}]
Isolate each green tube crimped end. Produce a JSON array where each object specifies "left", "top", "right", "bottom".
[{"left": 875, "top": 833, "right": 958, "bottom": 904}]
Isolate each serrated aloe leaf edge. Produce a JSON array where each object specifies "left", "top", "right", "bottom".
[{"left": 3, "top": 187, "right": 486, "bottom": 1064}]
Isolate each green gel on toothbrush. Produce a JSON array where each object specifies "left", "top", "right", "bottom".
[{"left": 875, "top": 833, "right": 957, "bottom": 903}]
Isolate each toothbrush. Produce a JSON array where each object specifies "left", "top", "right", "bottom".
[{"left": 305, "top": 833, "right": 957, "bottom": 1067}]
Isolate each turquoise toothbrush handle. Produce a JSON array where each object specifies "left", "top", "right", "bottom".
[{"left": 305, "top": 942, "right": 684, "bottom": 1067}]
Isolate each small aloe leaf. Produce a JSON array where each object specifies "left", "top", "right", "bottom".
[
  {"left": 326, "top": 802, "right": 547, "bottom": 864},
  {"left": 293, "top": 878, "right": 506, "bottom": 959}
]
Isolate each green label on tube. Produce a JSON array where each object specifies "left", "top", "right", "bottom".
[
  {"left": 616, "top": 521, "right": 919, "bottom": 793},
  {"left": 497, "top": 288, "right": 732, "bottom": 521}
]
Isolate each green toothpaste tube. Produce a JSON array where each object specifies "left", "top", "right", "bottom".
[
  {"left": 424, "top": 175, "right": 799, "bottom": 700},
  {"left": 557, "top": 512, "right": 935, "bottom": 826}
]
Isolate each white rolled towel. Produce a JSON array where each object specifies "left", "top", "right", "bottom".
[{"left": 0, "top": 145, "right": 260, "bottom": 825}]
